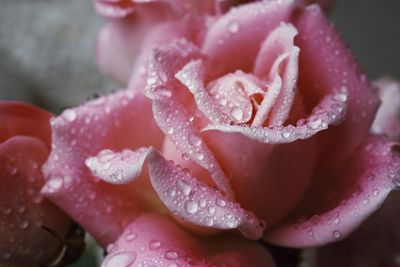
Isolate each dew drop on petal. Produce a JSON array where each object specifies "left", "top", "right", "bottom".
[
  {"left": 333, "top": 230, "right": 341, "bottom": 239},
  {"left": 230, "top": 107, "right": 244, "bottom": 121},
  {"left": 185, "top": 200, "right": 198, "bottom": 214},
  {"left": 125, "top": 233, "right": 137, "bottom": 242},
  {"left": 149, "top": 240, "right": 162, "bottom": 250},
  {"left": 228, "top": 21, "right": 239, "bottom": 33},
  {"left": 104, "top": 252, "right": 137, "bottom": 267},
  {"left": 188, "top": 134, "right": 202, "bottom": 147},
  {"left": 165, "top": 251, "right": 178, "bottom": 260},
  {"left": 63, "top": 109, "right": 77, "bottom": 122}
]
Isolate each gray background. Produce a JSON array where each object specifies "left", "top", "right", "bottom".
[{"left": 0, "top": 0, "right": 399, "bottom": 266}]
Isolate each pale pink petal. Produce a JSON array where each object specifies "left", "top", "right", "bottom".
[
  {"left": 42, "top": 90, "right": 163, "bottom": 246},
  {"left": 102, "top": 213, "right": 275, "bottom": 267},
  {"left": 202, "top": 0, "right": 297, "bottom": 77},
  {"left": 145, "top": 39, "right": 202, "bottom": 98},
  {"left": 153, "top": 96, "right": 234, "bottom": 199},
  {"left": 317, "top": 191, "right": 400, "bottom": 267},
  {"left": 94, "top": 0, "right": 135, "bottom": 19},
  {"left": 128, "top": 16, "right": 206, "bottom": 91},
  {"left": 147, "top": 40, "right": 234, "bottom": 198},
  {"left": 371, "top": 78, "right": 400, "bottom": 140},
  {"left": 203, "top": 89, "right": 348, "bottom": 144},
  {"left": 0, "top": 101, "right": 52, "bottom": 148},
  {"left": 253, "top": 23, "right": 300, "bottom": 126},
  {"left": 295, "top": 4, "right": 380, "bottom": 168},
  {"left": 252, "top": 53, "right": 285, "bottom": 126},
  {"left": 0, "top": 136, "right": 79, "bottom": 266},
  {"left": 85, "top": 147, "right": 150, "bottom": 184},
  {"left": 206, "top": 70, "right": 266, "bottom": 124},
  {"left": 266, "top": 137, "right": 400, "bottom": 247},
  {"left": 175, "top": 60, "right": 231, "bottom": 124},
  {"left": 148, "top": 150, "right": 265, "bottom": 239}
]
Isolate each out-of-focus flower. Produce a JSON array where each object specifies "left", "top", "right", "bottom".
[{"left": 0, "top": 102, "right": 84, "bottom": 267}]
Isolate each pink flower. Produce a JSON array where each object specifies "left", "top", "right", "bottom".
[
  {"left": 0, "top": 102, "right": 84, "bottom": 266},
  {"left": 42, "top": 0, "right": 400, "bottom": 265}
]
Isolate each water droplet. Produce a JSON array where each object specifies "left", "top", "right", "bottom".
[
  {"left": 1, "top": 207, "right": 12, "bottom": 215},
  {"left": 307, "top": 118, "right": 322, "bottom": 130},
  {"left": 208, "top": 206, "right": 216, "bottom": 214},
  {"left": 6, "top": 164, "right": 18, "bottom": 175},
  {"left": 166, "top": 126, "right": 174, "bottom": 134},
  {"left": 216, "top": 198, "right": 226, "bottom": 207},
  {"left": 281, "top": 131, "right": 291, "bottom": 139},
  {"left": 185, "top": 200, "right": 198, "bottom": 214},
  {"left": 199, "top": 199, "right": 206, "bottom": 208},
  {"left": 373, "top": 189, "right": 379, "bottom": 196},
  {"left": 17, "top": 205, "right": 26, "bottom": 213},
  {"left": 230, "top": 107, "right": 244, "bottom": 121},
  {"left": 188, "top": 134, "right": 202, "bottom": 147},
  {"left": 63, "top": 109, "right": 77, "bottom": 122},
  {"left": 333, "top": 230, "right": 341, "bottom": 239},
  {"left": 228, "top": 21, "right": 239, "bottom": 33},
  {"left": 48, "top": 177, "right": 63, "bottom": 190},
  {"left": 181, "top": 153, "right": 190, "bottom": 161},
  {"left": 333, "top": 93, "right": 347, "bottom": 102},
  {"left": 104, "top": 252, "right": 137, "bottom": 267},
  {"left": 149, "top": 240, "right": 162, "bottom": 250},
  {"left": 219, "top": 98, "right": 228, "bottom": 106},
  {"left": 165, "top": 251, "right": 178, "bottom": 260},
  {"left": 125, "top": 233, "right": 137, "bottom": 242},
  {"left": 20, "top": 221, "right": 29, "bottom": 229},
  {"left": 333, "top": 218, "right": 340, "bottom": 225},
  {"left": 195, "top": 153, "right": 204, "bottom": 161},
  {"left": 177, "top": 180, "right": 192, "bottom": 196},
  {"left": 205, "top": 217, "right": 214, "bottom": 226},
  {"left": 167, "top": 188, "right": 177, "bottom": 197}
]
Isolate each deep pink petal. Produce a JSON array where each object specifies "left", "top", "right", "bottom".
[
  {"left": 0, "top": 136, "right": 77, "bottom": 266},
  {"left": 295, "top": 4, "right": 380, "bottom": 168},
  {"left": 148, "top": 150, "right": 265, "bottom": 239},
  {"left": 0, "top": 101, "right": 52, "bottom": 148},
  {"left": 317, "top": 191, "right": 400, "bottom": 267},
  {"left": 203, "top": 89, "right": 348, "bottom": 144},
  {"left": 42, "top": 90, "right": 163, "bottom": 246},
  {"left": 101, "top": 213, "right": 275, "bottom": 267},
  {"left": 202, "top": 0, "right": 297, "bottom": 77},
  {"left": 371, "top": 78, "right": 400, "bottom": 140},
  {"left": 266, "top": 137, "right": 400, "bottom": 247}
]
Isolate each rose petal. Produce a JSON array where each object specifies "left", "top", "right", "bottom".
[
  {"left": 266, "top": 137, "right": 400, "bottom": 247},
  {"left": 146, "top": 40, "right": 234, "bottom": 198},
  {"left": 85, "top": 147, "right": 150, "bottom": 184},
  {"left": 371, "top": 78, "right": 400, "bottom": 140},
  {"left": 101, "top": 213, "right": 275, "bottom": 267},
  {"left": 0, "top": 136, "right": 75, "bottom": 266},
  {"left": 295, "top": 4, "right": 380, "bottom": 168},
  {"left": 175, "top": 59, "right": 231, "bottom": 124},
  {"left": 148, "top": 150, "right": 265, "bottom": 239},
  {"left": 0, "top": 101, "right": 52, "bottom": 148},
  {"left": 202, "top": 0, "right": 297, "bottom": 77},
  {"left": 203, "top": 89, "right": 348, "bottom": 144},
  {"left": 258, "top": 24, "right": 300, "bottom": 126},
  {"left": 94, "top": 0, "right": 135, "bottom": 19},
  {"left": 317, "top": 191, "right": 400, "bottom": 267},
  {"left": 42, "top": 90, "right": 163, "bottom": 246}
]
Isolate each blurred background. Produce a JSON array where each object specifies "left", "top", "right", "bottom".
[{"left": 0, "top": 0, "right": 399, "bottom": 266}]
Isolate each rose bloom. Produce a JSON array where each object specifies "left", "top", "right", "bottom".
[
  {"left": 37, "top": 0, "right": 400, "bottom": 266},
  {"left": 0, "top": 102, "right": 84, "bottom": 266}
]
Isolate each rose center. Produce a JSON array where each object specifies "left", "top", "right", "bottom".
[{"left": 207, "top": 70, "right": 267, "bottom": 124}]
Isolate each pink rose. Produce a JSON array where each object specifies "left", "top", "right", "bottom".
[
  {"left": 0, "top": 102, "right": 84, "bottom": 266},
  {"left": 42, "top": 0, "right": 400, "bottom": 265}
]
